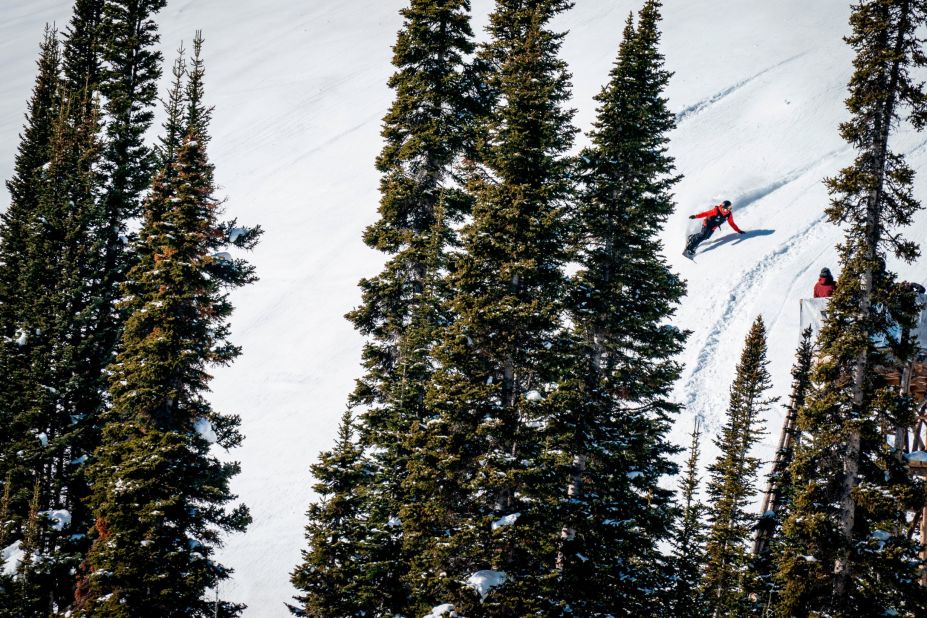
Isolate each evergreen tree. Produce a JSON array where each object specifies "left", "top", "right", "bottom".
[
  {"left": 289, "top": 412, "right": 374, "bottom": 617},
  {"left": 78, "top": 36, "right": 260, "bottom": 617},
  {"left": 774, "top": 2, "right": 927, "bottom": 615},
  {"left": 292, "top": 1, "right": 478, "bottom": 614},
  {"left": 752, "top": 328, "right": 813, "bottom": 604},
  {"left": 18, "top": 91, "right": 108, "bottom": 616},
  {"left": 408, "top": 0, "right": 576, "bottom": 613},
  {"left": 0, "top": 21, "right": 108, "bottom": 614},
  {"left": 556, "top": 2, "right": 685, "bottom": 613},
  {"left": 100, "top": 0, "right": 165, "bottom": 217},
  {"left": 92, "top": 0, "right": 168, "bottom": 401},
  {"left": 62, "top": 0, "right": 105, "bottom": 108},
  {"left": 701, "top": 316, "right": 773, "bottom": 617},
  {"left": 0, "top": 26, "right": 61, "bottom": 550},
  {"left": 157, "top": 50, "right": 188, "bottom": 168},
  {"left": 667, "top": 419, "right": 708, "bottom": 618}
]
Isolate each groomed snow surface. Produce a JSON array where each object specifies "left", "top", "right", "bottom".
[{"left": 3, "top": 0, "right": 927, "bottom": 615}]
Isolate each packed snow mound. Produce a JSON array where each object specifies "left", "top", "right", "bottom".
[
  {"left": 491, "top": 512, "right": 520, "bottom": 530},
  {"left": 4, "top": 0, "right": 927, "bottom": 615},
  {"left": 465, "top": 570, "right": 507, "bottom": 600},
  {"left": 1, "top": 541, "right": 25, "bottom": 577},
  {"left": 423, "top": 603, "right": 456, "bottom": 618},
  {"left": 40, "top": 509, "right": 72, "bottom": 531}
]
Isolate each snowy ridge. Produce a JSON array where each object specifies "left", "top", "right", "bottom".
[{"left": 3, "top": 0, "right": 927, "bottom": 614}]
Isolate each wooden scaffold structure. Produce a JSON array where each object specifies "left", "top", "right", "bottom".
[{"left": 754, "top": 297, "right": 927, "bottom": 585}]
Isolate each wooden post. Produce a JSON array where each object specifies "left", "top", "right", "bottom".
[{"left": 921, "top": 505, "right": 927, "bottom": 587}]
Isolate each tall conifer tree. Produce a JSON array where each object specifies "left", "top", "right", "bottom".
[
  {"left": 62, "top": 0, "right": 104, "bottom": 108},
  {"left": 289, "top": 412, "right": 373, "bottom": 617},
  {"left": 774, "top": 2, "right": 927, "bottom": 615},
  {"left": 557, "top": 2, "right": 684, "bottom": 612},
  {"left": 667, "top": 419, "right": 707, "bottom": 618},
  {"left": 19, "top": 93, "right": 108, "bottom": 616},
  {"left": 408, "top": 0, "right": 576, "bottom": 613},
  {"left": 0, "top": 23, "right": 106, "bottom": 614},
  {"left": 0, "top": 4, "right": 114, "bottom": 610},
  {"left": 701, "top": 316, "right": 773, "bottom": 617},
  {"left": 78, "top": 36, "right": 260, "bottom": 617},
  {"left": 752, "top": 328, "right": 814, "bottom": 601},
  {"left": 92, "top": 0, "right": 168, "bottom": 392},
  {"left": 292, "top": 1, "right": 478, "bottom": 614},
  {"left": 0, "top": 27, "right": 61, "bottom": 552}
]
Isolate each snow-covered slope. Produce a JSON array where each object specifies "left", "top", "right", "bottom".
[{"left": 3, "top": 1, "right": 927, "bottom": 614}]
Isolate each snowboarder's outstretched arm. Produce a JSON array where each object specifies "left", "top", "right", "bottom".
[
  {"left": 727, "top": 215, "right": 744, "bottom": 234},
  {"left": 689, "top": 207, "right": 719, "bottom": 220}
]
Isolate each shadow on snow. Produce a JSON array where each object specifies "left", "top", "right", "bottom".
[{"left": 699, "top": 228, "right": 776, "bottom": 254}]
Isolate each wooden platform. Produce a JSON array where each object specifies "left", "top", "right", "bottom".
[{"left": 877, "top": 361, "right": 927, "bottom": 403}]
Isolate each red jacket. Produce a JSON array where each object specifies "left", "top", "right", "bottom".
[
  {"left": 693, "top": 204, "right": 743, "bottom": 233},
  {"left": 814, "top": 277, "right": 835, "bottom": 298}
]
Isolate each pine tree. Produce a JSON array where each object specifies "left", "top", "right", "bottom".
[
  {"left": 100, "top": 0, "right": 165, "bottom": 216},
  {"left": 555, "top": 2, "right": 685, "bottom": 613},
  {"left": 92, "top": 0, "right": 168, "bottom": 397},
  {"left": 354, "top": 0, "right": 478, "bottom": 610},
  {"left": 18, "top": 92, "right": 108, "bottom": 616},
  {"left": 774, "top": 2, "right": 927, "bottom": 615},
  {"left": 289, "top": 412, "right": 374, "bottom": 617},
  {"left": 667, "top": 419, "right": 708, "bottom": 618},
  {"left": 702, "top": 316, "right": 773, "bottom": 617},
  {"left": 0, "top": 2, "right": 164, "bottom": 613},
  {"left": 62, "top": 0, "right": 104, "bottom": 108},
  {"left": 291, "top": 1, "right": 478, "bottom": 614},
  {"left": 0, "top": 21, "right": 109, "bottom": 614},
  {"left": 0, "top": 26, "right": 61, "bottom": 553},
  {"left": 157, "top": 50, "right": 188, "bottom": 168},
  {"left": 78, "top": 36, "right": 260, "bottom": 617},
  {"left": 407, "top": 0, "right": 577, "bottom": 613},
  {"left": 752, "top": 328, "right": 813, "bottom": 602}
]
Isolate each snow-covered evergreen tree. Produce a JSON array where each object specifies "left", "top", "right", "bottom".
[
  {"left": 774, "top": 1, "right": 927, "bottom": 615},
  {"left": 78, "top": 36, "right": 260, "bottom": 617},
  {"left": 0, "top": 27, "right": 61, "bottom": 558},
  {"left": 752, "top": 328, "right": 813, "bottom": 602},
  {"left": 556, "top": 2, "right": 685, "bottom": 612},
  {"left": 0, "top": 19, "right": 109, "bottom": 613},
  {"left": 289, "top": 412, "right": 374, "bottom": 617},
  {"left": 667, "top": 419, "right": 707, "bottom": 618},
  {"left": 701, "top": 316, "right": 773, "bottom": 617},
  {"left": 291, "top": 1, "right": 479, "bottom": 614},
  {"left": 61, "top": 0, "right": 104, "bottom": 109},
  {"left": 410, "top": 0, "right": 577, "bottom": 612}
]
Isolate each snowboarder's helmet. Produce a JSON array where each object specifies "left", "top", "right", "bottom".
[
  {"left": 820, "top": 267, "right": 832, "bottom": 278},
  {"left": 722, "top": 200, "right": 732, "bottom": 208}
]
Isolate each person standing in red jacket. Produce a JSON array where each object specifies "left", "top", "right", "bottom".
[
  {"left": 814, "top": 267, "right": 836, "bottom": 298},
  {"left": 683, "top": 200, "right": 744, "bottom": 258}
]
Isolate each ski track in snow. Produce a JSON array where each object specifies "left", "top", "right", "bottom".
[
  {"left": 679, "top": 148, "right": 850, "bottom": 426},
  {"left": 682, "top": 136, "right": 927, "bottom": 429},
  {"left": 683, "top": 210, "right": 827, "bottom": 428},
  {"left": 730, "top": 148, "right": 848, "bottom": 211},
  {"left": 674, "top": 51, "right": 810, "bottom": 124}
]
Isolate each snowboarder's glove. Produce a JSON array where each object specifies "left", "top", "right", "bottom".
[
  {"left": 739, "top": 230, "right": 746, "bottom": 234},
  {"left": 688, "top": 215, "right": 695, "bottom": 219}
]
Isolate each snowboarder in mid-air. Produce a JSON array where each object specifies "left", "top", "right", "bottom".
[{"left": 683, "top": 200, "right": 745, "bottom": 259}]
